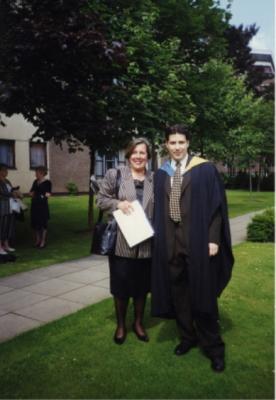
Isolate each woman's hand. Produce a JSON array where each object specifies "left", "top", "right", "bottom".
[
  {"left": 209, "top": 242, "right": 219, "bottom": 256},
  {"left": 117, "top": 201, "right": 134, "bottom": 215}
]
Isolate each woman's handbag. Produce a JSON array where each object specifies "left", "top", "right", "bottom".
[
  {"left": 91, "top": 218, "right": 117, "bottom": 256},
  {"left": 91, "top": 170, "right": 121, "bottom": 256}
]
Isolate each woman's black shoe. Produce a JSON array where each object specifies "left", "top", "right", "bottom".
[
  {"left": 113, "top": 329, "right": 127, "bottom": 345},
  {"left": 132, "top": 323, "right": 149, "bottom": 342}
]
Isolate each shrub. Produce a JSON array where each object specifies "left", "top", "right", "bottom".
[
  {"left": 247, "top": 208, "right": 274, "bottom": 242},
  {"left": 66, "top": 181, "right": 79, "bottom": 195}
]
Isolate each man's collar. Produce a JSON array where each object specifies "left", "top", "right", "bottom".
[{"left": 170, "top": 154, "right": 188, "bottom": 169}]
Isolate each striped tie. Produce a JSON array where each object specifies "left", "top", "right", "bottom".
[{"left": 169, "top": 161, "right": 182, "bottom": 222}]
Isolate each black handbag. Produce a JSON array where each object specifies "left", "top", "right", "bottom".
[{"left": 91, "top": 169, "right": 121, "bottom": 256}]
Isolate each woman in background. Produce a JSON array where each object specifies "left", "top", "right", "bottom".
[
  {"left": 0, "top": 164, "right": 21, "bottom": 254},
  {"left": 30, "top": 166, "right": 52, "bottom": 249},
  {"left": 97, "top": 138, "right": 153, "bottom": 345}
]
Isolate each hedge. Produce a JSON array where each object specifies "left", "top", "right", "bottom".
[{"left": 247, "top": 208, "right": 274, "bottom": 242}]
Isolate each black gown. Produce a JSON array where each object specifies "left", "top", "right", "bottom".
[
  {"left": 151, "top": 162, "right": 234, "bottom": 317},
  {"left": 30, "top": 179, "right": 52, "bottom": 230},
  {"left": 109, "top": 179, "right": 151, "bottom": 299}
]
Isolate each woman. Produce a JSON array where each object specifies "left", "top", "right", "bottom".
[
  {"left": 0, "top": 164, "right": 20, "bottom": 254},
  {"left": 97, "top": 138, "right": 154, "bottom": 345},
  {"left": 30, "top": 166, "right": 52, "bottom": 249}
]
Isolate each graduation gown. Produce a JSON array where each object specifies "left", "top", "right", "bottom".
[{"left": 151, "top": 157, "right": 234, "bottom": 317}]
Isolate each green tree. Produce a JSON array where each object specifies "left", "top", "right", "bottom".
[
  {"left": 183, "top": 58, "right": 274, "bottom": 193},
  {"left": 85, "top": 0, "right": 196, "bottom": 167},
  {"left": 0, "top": 0, "right": 127, "bottom": 225},
  {"left": 154, "top": 0, "right": 230, "bottom": 64},
  {"left": 223, "top": 95, "right": 274, "bottom": 191},
  {"left": 223, "top": 23, "right": 266, "bottom": 93},
  {"left": 247, "top": 100, "right": 274, "bottom": 190},
  {"left": 0, "top": 0, "right": 126, "bottom": 145},
  {"left": 184, "top": 59, "right": 252, "bottom": 155}
]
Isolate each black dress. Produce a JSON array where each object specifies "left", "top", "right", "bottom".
[
  {"left": 109, "top": 179, "right": 151, "bottom": 299},
  {"left": 30, "top": 179, "right": 52, "bottom": 230}
]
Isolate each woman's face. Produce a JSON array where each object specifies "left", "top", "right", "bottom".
[
  {"left": 35, "top": 170, "right": 44, "bottom": 180},
  {"left": 0, "top": 168, "right": 8, "bottom": 180},
  {"left": 129, "top": 143, "right": 148, "bottom": 173}
]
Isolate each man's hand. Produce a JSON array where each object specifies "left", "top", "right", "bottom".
[{"left": 209, "top": 242, "right": 219, "bottom": 256}]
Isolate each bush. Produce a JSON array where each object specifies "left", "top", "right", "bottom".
[
  {"left": 66, "top": 181, "right": 79, "bottom": 195},
  {"left": 247, "top": 208, "right": 274, "bottom": 242}
]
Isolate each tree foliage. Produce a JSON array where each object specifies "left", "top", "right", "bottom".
[
  {"left": 0, "top": 0, "right": 127, "bottom": 152},
  {"left": 96, "top": 0, "right": 194, "bottom": 143},
  {"left": 0, "top": 0, "right": 273, "bottom": 178},
  {"left": 154, "top": 0, "right": 230, "bottom": 64},
  {"left": 223, "top": 23, "right": 267, "bottom": 93}
]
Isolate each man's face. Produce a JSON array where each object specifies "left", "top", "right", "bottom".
[{"left": 166, "top": 133, "right": 189, "bottom": 162}]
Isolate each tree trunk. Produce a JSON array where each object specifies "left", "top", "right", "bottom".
[
  {"left": 200, "top": 137, "right": 204, "bottom": 157},
  {"left": 88, "top": 148, "right": 95, "bottom": 229},
  {"left": 249, "top": 163, "right": 252, "bottom": 193},
  {"left": 257, "top": 157, "right": 262, "bottom": 192}
]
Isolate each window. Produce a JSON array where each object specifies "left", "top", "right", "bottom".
[
  {"left": 30, "top": 142, "right": 47, "bottom": 168},
  {"left": 95, "top": 152, "right": 125, "bottom": 178},
  {"left": 105, "top": 156, "right": 116, "bottom": 170},
  {"left": 0, "top": 140, "right": 15, "bottom": 168}
]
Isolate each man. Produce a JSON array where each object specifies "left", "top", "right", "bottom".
[{"left": 151, "top": 124, "right": 234, "bottom": 372}]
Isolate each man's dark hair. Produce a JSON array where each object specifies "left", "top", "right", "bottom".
[{"left": 165, "top": 124, "right": 190, "bottom": 141}]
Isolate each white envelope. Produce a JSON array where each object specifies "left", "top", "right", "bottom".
[{"left": 113, "top": 200, "right": 154, "bottom": 247}]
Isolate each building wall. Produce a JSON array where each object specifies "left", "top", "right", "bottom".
[
  {"left": 0, "top": 114, "right": 91, "bottom": 194},
  {"left": 49, "top": 141, "right": 90, "bottom": 193},
  {"left": 0, "top": 114, "right": 47, "bottom": 193},
  {"left": 0, "top": 114, "right": 152, "bottom": 193}
]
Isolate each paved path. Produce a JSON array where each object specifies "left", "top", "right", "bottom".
[
  {"left": 230, "top": 210, "right": 263, "bottom": 246},
  {"left": 0, "top": 211, "right": 262, "bottom": 343}
]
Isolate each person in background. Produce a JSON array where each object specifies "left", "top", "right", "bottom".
[
  {"left": 0, "top": 164, "right": 21, "bottom": 254},
  {"left": 97, "top": 138, "right": 154, "bottom": 345},
  {"left": 30, "top": 166, "right": 52, "bottom": 249}
]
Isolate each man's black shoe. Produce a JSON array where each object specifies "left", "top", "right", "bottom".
[
  {"left": 174, "top": 341, "right": 197, "bottom": 356},
  {"left": 211, "top": 357, "right": 225, "bottom": 372}
]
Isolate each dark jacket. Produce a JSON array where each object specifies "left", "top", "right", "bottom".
[
  {"left": 151, "top": 157, "right": 234, "bottom": 316},
  {"left": 0, "top": 180, "right": 13, "bottom": 216}
]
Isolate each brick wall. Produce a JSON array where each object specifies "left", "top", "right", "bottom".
[{"left": 49, "top": 141, "right": 90, "bottom": 193}]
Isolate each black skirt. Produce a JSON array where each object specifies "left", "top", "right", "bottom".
[{"left": 108, "top": 255, "right": 151, "bottom": 299}]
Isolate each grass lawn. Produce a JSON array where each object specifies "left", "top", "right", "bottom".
[
  {"left": 0, "top": 242, "right": 274, "bottom": 399},
  {"left": 0, "top": 196, "right": 93, "bottom": 278},
  {"left": 0, "top": 190, "right": 273, "bottom": 279},
  {"left": 226, "top": 190, "right": 274, "bottom": 218}
]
